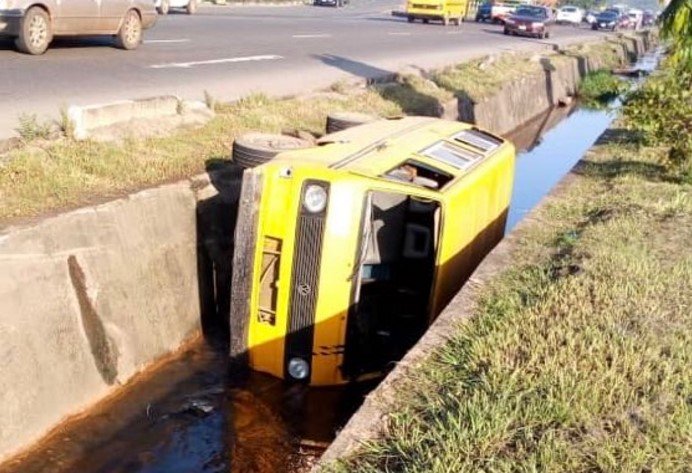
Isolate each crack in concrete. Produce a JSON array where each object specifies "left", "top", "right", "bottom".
[{"left": 67, "top": 255, "right": 119, "bottom": 385}]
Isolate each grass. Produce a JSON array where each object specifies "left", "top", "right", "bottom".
[
  {"left": 328, "top": 137, "right": 692, "bottom": 472},
  {"left": 0, "top": 91, "right": 400, "bottom": 222},
  {"left": 578, "top": 70, "right": 628, "bottom": 108},
  {"left": 433, "top": 53, "right": 542, "bottom": 100},
  {"left": 14, "top": 113, "right": 54, "bottom": 141}
]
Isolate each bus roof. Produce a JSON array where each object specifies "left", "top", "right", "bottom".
[{"left": 271, "top": 117, "right": 507, "bottom": 179}]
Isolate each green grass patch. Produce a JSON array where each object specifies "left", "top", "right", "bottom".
[
  {"left": 329, "top": 136, "right": 692, "bottom": 472},
  {"left": 578, "top": 70, "right": 628, "bottom": 109}
]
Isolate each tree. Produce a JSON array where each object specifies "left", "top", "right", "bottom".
[{"left": 659, "top": 0, "right": 692, "bottom": 68}]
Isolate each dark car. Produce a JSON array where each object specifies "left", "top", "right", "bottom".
[
  {"left": 592, "top": 10, "right": 621, "bottom": 30},
  {"left": 503, "top": 5, "right": 552, "bottom": 39},
  {"left": 476, "top": 2, "right": 493, "bottom": 21}
]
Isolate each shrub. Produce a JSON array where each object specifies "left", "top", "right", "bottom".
[
  {"left": 622, "top": 66, "right": 692, "bottom": 176},
  {"left": 577, "top": 70, "right": 627, "bottom": 108},
  {"left": 15, "top": 113, "right": 53, "bottom": 141}
]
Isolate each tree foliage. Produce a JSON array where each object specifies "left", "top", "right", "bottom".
[
  {"left": 659, "top": 0, "right": 692, "bottom": 68},
  {"left": 623, "top": 67, "right": 692, "bottom": 176}
]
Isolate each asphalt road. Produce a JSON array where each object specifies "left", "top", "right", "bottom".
[{"left": 0, "top": 0, "right": 613, "bottom": 139}]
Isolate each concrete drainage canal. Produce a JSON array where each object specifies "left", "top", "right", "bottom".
[{"left": 0, "top": 50, "right": 661, "bottom": 473}]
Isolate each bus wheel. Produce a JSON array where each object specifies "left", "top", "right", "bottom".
[
  {"left": 326, "top": 111, "right": 377, "bottom": 134},
  {"left": 407, "top": 16, "right": 414, "bottom": 23},
  {"left": 232, "top": 133, "right": 313, "bottom": 169}
]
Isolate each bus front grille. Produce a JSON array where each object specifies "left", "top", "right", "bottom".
[{"left": 284, "top": 182, "right": 329, "bottom": 381}]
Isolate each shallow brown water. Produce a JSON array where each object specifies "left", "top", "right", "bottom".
[{"left": 0, "top": 340, "right": 375, "bottom": 473}]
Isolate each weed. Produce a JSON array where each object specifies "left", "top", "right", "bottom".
[
  {"left": 203, "top": 90, "right": 217, "bottom": 112},
  {"left": 58, "top": 106, "right": 75, "bottom": 140},
  {"left": 578, "top": 70, "right": 628, "bottom": 109},
  {"left": 15, "top": 113, "right": 53, "bottom": 141}
]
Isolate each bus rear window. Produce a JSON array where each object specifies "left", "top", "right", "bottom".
[{"left": 384, "top": 160, "right": 453, "bottom": 190}]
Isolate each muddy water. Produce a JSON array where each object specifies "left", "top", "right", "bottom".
[
  {"left": 3, "top": 50, "right": 661, "bottom": 473},
  {"left": 1, "top": 339, "right": 377, "bottom": 473}
]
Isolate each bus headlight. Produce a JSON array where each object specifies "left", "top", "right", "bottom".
[
  {"left": 303, "top": 184, "right": 328, "bottom": 213},
  {"left": 287, "top": 357, "right": 310, "bottom": 380}
]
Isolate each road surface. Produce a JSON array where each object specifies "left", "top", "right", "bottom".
[{"left": 0, "top": 0, "right": 611, "bottom": 138}]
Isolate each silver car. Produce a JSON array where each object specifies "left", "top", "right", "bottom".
[{"left": 0, "top": 0, "right": 157, "bottom": 55}]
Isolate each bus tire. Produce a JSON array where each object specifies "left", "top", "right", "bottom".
[
  {"left": 232, "top": 133, "right": 313, "bottom": 168},
  {"left": 326, "top": 112, "right": 377, "bottom": 134}
]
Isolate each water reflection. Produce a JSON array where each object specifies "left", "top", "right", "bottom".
[{"left": 506, "top": 105, "right": 616, "bottom": 231}]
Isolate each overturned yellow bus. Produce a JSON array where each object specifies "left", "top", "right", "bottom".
[{"left": 230, "top": 117, "right": 515, "bottom": 386}]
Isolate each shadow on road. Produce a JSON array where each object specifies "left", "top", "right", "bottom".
[
  {"left": 312, "top": 53, "right": 469, "bottom": 122},
  {"left": 312, "top": 53, "right": 394, "bottom": 81},
  {"left": 0, "top": 36, "right": 116, "bottom": 54}
]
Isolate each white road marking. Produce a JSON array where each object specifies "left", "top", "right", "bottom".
[
  {"left": 292, "top": 34, "right": 332, "bottom": 38},
  {"left": 388, "top": 32, "right": 411, "bottom": 36},
  {"left": 150, "top": 55, "right": 283, "bottom": 69},
  {"left": 144, "top": 39, "right": 191, "bottom": 44}
]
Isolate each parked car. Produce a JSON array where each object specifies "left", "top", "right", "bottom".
[
  {"left": 230, "top": 117, "right": 516, "bottom": 385},
  {"left": 591, "top": 10, "right": 621, "bottom": 30},
  {"left": 0, "top": 0, "right": 157, "bottom": 54},
  {"left": 314, "top": 0, "right": 349, "bottom": 7},
  {"left": 504, "top": 5, "right": 553, "bottom": 39},
  {"left": 556, "top": 5, "right": 583, "bottom": 25},
  {"left": 155, "top": 0, "right": 198, "bottom": 15},
  {"left": 406, "top": 0, "right": 468, "bottom": 26}
]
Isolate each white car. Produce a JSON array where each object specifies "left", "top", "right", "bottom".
[
  {"left": 556, "top": 5, "right": 584, "bottom": 25},
  {"left": 155, "top": 0, "right": 198, "bottom": 15}
]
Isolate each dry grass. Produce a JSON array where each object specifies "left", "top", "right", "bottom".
[
  {"left": 0, "top": 91, "right": 400, "bottom": 223},
  {"left": 433, "top": 53, "right": 542, "bottom": 100},
  {"left": 432, "top": 36, "right": 632, "bottom": 101},
  {"left": 330, "top": 138, "right": 692, "bottom": 472}
]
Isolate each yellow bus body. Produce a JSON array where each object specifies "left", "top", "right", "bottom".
[
  {"left": 230, "top": 117, "right": 515, "bottom": 386},
  {"left": 406, "top": 0, "right": 469, "bottom": 24}
]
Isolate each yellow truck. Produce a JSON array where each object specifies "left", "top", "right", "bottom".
[
  {"left": 405, "top": 0, "right": 469, "bottom": 25},
  {"left": 230, "top": 117, "right": 515, "bottom": 386}
]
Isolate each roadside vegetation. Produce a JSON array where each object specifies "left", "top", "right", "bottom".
[
  {"left": 0, "top": 36, "right": 636, "bottom": 224},
  {"left": 325, "top": 38, "right": 692, "bottom": 473},
  {"left": 577, "top": 70, "right": 627, "bottom": 108},
  {"left": 623, "top": 67, "right": 692, "bottom": 180}
]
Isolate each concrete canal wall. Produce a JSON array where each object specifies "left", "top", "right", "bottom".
[
  {"left": 0, "top": 168, "right": 240, "bottom": 462},
  {"left": 458, "top": 33, "right": 652, "bottom": 135},
  {"left": 0, "top": 31, "right": 655, "bottom": 464}
]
